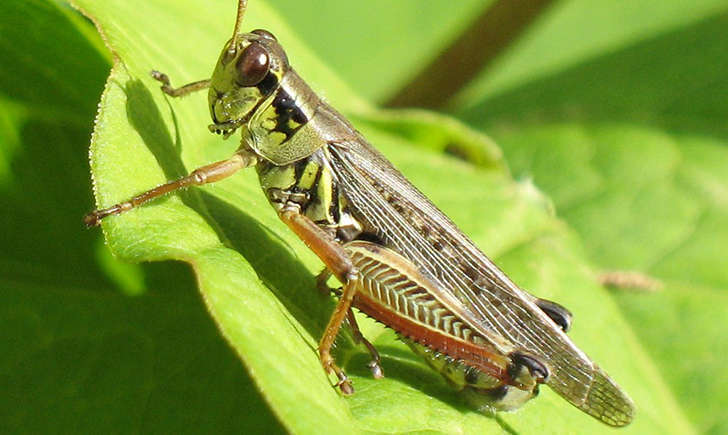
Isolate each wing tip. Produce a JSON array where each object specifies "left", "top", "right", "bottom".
[{"left": 579, "top": 366, "right": 635, "bottom": 427}]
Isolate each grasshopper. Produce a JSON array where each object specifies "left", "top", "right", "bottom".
[{"left": 85, "top": 0, "right": 634, "bottom": 426}]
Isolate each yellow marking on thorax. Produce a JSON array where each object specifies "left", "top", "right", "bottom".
[
  {"left": 297, "top": 161, "right": 320, "bottom": 190},
  {"left": 303, "top": 164, "right": 335, "bottom": 223}
]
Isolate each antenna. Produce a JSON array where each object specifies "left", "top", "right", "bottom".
[{"left": 232, "top": 0, "right": 248, "bottom": 41}]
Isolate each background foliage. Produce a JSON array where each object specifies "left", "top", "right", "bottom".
[{"left": 1, "top": 0, "right": 726, "bottom": 433}]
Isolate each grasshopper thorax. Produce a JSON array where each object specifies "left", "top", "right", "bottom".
[{"left": 208, "top": 29, "right": 288, "bottom": 137}]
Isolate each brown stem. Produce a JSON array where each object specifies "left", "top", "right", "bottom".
[{"left": 385, "top": 0, "right": 557, "bottom": 109}]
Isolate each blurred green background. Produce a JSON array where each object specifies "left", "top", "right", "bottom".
[{"left": 1, "top": 0, "right": 726, "bottom": 433}]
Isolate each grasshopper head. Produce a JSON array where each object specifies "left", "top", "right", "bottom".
[{"left": 208, "top": 29, "right": 288, "bottom": 136}]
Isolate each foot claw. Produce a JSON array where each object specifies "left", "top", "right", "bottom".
[
  {"left": 83, "top": 212, "right": 101, "bottom": 227},
  {"left": 335, "top": 376, "right": 354, "bottom": 395},
  {"left": 368, "top": 361, "right": 384, "bottom": 379},
  {"left": 150, "top": 70, "right": 169, "bottom": 85}
]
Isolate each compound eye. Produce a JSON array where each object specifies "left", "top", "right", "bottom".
[
  {"left": 236, "top": 42, "right": 270, "bottom": 87},
  {"left": 252, "top": 29, "right": 277, "bottom": 41}
]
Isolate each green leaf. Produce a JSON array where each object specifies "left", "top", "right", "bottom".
[
  {"left": 457, "top": 4, "right": 728, "bottom": 434},
  {"left": 2, "top": 0, "right": 698, "bottom": 433},
  {"left": 455, "top": 0, "right": 728, "bottom": 108},
  {"left": 0, "top": 1, "right": 281, "bottom": 432},
  {"left": 69, "top": 0, "right": 684, "bottom": 433}
]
